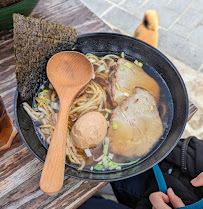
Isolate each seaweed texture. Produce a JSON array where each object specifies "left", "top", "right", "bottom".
[{"left": 13, "top": 14, "right": 77, "bottom": 100}]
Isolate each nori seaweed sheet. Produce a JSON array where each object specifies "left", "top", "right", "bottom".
[{"left": 13, "top": 14, "right": 77, "bottom": 100}]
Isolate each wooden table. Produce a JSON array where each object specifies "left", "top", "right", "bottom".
[{"left": 0, "top": 0, "right": 197, "bottom": 208}]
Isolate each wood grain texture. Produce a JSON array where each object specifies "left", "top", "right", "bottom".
[
  {"left": 0, "top": 0, "right": 197, "bottom": 208},
  {"left": 40, "top": 52, "right": 93, "bottom": 195}
]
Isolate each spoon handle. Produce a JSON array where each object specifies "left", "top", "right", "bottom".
[{"left": 40, "top": 101, "right": 70, "bottom": 196}]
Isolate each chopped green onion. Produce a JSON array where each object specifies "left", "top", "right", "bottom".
[
  {"left": 105, "top": 108, "right": 112, "bottom": 113},
  {"left": 105, "top": 137, "right": 109, "bottom": 143},
  {"left": 43, "top": 90, "right": 48, "bottom": 93},
  {"left": 107, "top": 121, "right": 109, "bottom": 127},
  {"left": 38, "top": 92, "right": 46, "bottom": 99},
  {"left": 138, "top": 62, "right": 143, "bottom": 67},
  {"left": 134, "top": 60, "right": 139, "bottom": 65},
  {"left": 111, "top": 158, "right": 140, "bottom": 166},
  {"left": 95, "top": 155, "right": 140, "bottom": 171},
  {"left": 108, "top": 161, "right": 114, "bottom": 167},
  {"left": 102, "top": 155, "right": 109, "bottom": 168},
  {"left": 123, "top": 92, "right": 129, "bottom": 97},
  {"left": 108, "top": 153, "right": 114, "bottom": 160},
  {"left": 49, "top": 83, "right": 53, "bottom": 89},
  {"left": 34, "top": 103, "right": 38, "bottom": 108},
  {"left": 113, "top": 122, "right": 117, "bottom": 130},
  {"left": 150, "top": 105, "right": 154, "bottom": 111},
  {"left": 120, "top": 67, "right": 125, "bottom": 71},
  {"left": 90, "top": 166, "right": 93, "bottom": 171},
  {"left": 94, "top": 164, "right": 103, "bottom": 171},
  {"left": 124, "top": 62, "right": 132, "bottom": 69},
  {"left": 97, "top": 65, "right": 105, "bottom": 72},
  {"left": 105, "top": 113, "right": 109, "bottom": 119},
  {"left": 45, "top": 99, "right": 51, "bottom": 105},
  {"left": 109, "top": 164, "right": 119, "bottom": 170},
  {"left": 41, "top": 85, "right": 45, "bottom": 90},
  {"left": 93, "top": 154, "right": 104, "bottom": 162},
  {"left": 116, "top": 83, "right": 121, "bottom": 92},
  {"left": 134, "top": 60, "right": 143, "bottom": 67},
  {"left": 103, "top": 137, "right": 109, "bottom": 154},
  {"left": 85, "top": 149, "right": 92, "bottom": 157}
]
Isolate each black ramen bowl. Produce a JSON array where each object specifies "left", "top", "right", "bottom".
[{"left": 14, "top": 33, "right": 188, "bottom": 181}]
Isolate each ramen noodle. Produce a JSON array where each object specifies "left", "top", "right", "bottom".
[{"left": 23, "top": 52, "right": 172, "bottom": 171}]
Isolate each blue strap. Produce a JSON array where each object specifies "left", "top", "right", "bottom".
[
  {"left": 178, "top": 199, "right": 203, "bottom": 209},
  {"left": 153, "top": 164, "right": 167, "bottom": 194},
  {"left": 153, "top": 164, "right": 203, "bottom": 209}
]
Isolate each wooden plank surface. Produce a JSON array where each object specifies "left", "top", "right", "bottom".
[{"left": 0, "top": 0, "right": 197, "bottom": 208}]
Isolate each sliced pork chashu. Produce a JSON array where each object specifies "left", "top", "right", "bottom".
[
  {"left": 108, "top": 58, "right": 160, "bottom": 105},
  {"left": 108, "top": 88, "right": 163, "bottom": 158}
]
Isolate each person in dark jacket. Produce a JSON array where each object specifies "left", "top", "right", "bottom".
[
  {"left": 78, "top": 136, "right": 203, "bottom": 209},
  {"left": 149, "top": 172, "right": 203, "bottom": 209}
]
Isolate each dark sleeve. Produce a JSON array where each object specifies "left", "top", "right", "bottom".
[
  {"left": 134, "top": 177, "right": 156, "bottom": 209},
  {"left": 78, "top": 195, "right": 130, "bottom": 209},
  {"left": 136, "top": 136, "right": 203, "bottom": 208}
]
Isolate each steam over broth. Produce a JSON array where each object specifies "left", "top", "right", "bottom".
[{"left": 23, "top": 53, "right": 173, "bottom": 172}]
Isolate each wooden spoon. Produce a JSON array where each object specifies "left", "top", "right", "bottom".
[{"left": 40, "top": 51, "right": 93, "bottom": 195}]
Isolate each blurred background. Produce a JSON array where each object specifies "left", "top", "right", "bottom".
[{"left": 80, "top": 0, "right": 203, "bottom": 71}]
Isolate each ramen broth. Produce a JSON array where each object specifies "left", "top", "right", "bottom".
[
  {"left": 85, "top": 56, "right": 173, "bottom": 170},
  {"left": 31, "top": 54, "right": 173, "bottom": 172}
]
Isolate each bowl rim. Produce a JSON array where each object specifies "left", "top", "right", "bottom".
[{"left": 14, "top": 32, "right": 189, "bottom": 181}]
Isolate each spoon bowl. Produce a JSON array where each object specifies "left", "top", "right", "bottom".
[
  {"left": 47, "top": 51, "right": 93, "bottom": 89},
  {"left": 40, "top": 51, "right": 93, "bottom": 196}
]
